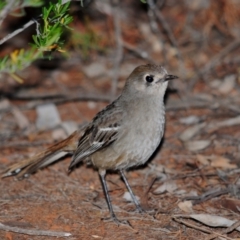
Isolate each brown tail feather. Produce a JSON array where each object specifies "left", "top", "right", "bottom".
[{"left": 2, "top": 129, "right": 82, "bottom": 179}]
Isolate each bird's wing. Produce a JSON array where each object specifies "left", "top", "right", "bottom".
[{"left": 69, "top": 102, "right": 124, "bottom": 170}]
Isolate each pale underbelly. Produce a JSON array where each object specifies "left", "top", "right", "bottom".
[{"left": 91, "top": 122, "right": 163, "bottom": 170}]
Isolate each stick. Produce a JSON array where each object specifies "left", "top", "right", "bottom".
[
  {"left": 0, "top": 0, "right": 15, "bottom": 27},
  {"left": 111, "top": 0, "right": 123, "bottom": 99},
  {"left": 205, "top": 220, "right": 240, "bottom": 240},
  {"left": 173, "top": 217, "right": 233, "bottom": 240},
  {"left": 0, "top": 19, "right": 36, "bottom": 45},
  {"left": 0, "top": 222, "right": 71, "bottom": 237},
  {"left": 188, "top": 38, "right": 240, "bottom": 91}
]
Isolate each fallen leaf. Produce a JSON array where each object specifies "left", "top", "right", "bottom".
[
  {"left": 179, "top": 123, "right": 206, "bottom": 142},
  {"left": 189, "top": 214, "right": 240, "bottom": 231},
  {"left": 221, "top": 198, "right": 240, "bottom": 213},
  {"left": 218, "top": 74, "right": 236, "bottom": 94},
  {"left": 174, "top": 214, "right": 240, "bottom": 232},
  {"left": 196, "top": 154, "right": 210, "bottom": 165},
  {"left": 153, "top": 181, "right": 178, "bottom": 194},
  {"left": 184, "top": 140, "right": 211, "bottom": 151},
  {"left": 179, "top": 115, "right": 201, "bottom": 125},
  {"left": 210, "top": 156, "right": 237, "bottom": 169},
  {"left": 178, "top": 201, "right": 193, "bottom": 213}
]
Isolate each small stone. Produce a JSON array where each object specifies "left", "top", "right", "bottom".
[
  {"left": 83, "top": 63, "right": 107, "bottom": 78},
  {"left": 179, "top": 115, "right": 201, "bottom": 125},
  {"left": 218, "top": 74, "right": 236, "bottom": 94},
  {"left": 123, "top": 192, "right": 140, "bottom": 202},
  {"left": 184, "top": 140, "right": 211, "bottom": 151},
  {"left": 36, "top": 103, "right": 61, "bottom": 130}
]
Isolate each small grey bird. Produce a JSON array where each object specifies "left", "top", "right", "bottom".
[{"left": 2, "top": 64, "right": 177, "bottom": 224}]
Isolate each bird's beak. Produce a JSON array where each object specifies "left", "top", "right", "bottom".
[{"left": 164, "top": 74, "right": 178, "bottom": 81}]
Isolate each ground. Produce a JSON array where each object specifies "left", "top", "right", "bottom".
[{"left": 1, "top": 0, "right": 240, "bottom": 239}]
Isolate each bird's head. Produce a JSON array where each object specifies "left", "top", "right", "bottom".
[{"left": 123, "top": 64, "right": 178, "bottom": 98}]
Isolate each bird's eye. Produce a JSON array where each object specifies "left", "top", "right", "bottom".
[{"left": 145, "top": 75, "right": 154, "bottom": 83}]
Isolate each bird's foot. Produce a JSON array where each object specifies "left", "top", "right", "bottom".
[
  {"left": 102, "top": 215, "right": 131, "bottom": 227},
  {"left": 135, "top": 205, "right": 155, "bottom": 216},
  {"left": 136, "top": 205, "right": 145, "bottom": 213}
]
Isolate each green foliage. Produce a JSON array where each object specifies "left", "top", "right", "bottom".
[
  {"left": 0, "top": 1, "right": 7, "bottom": 11},
  {"left": 0, "top": 0, "right": 43, "bottom": 17},
  {"left": 20, "top": 0, "right": 43, "bottom": 8},
  {"left": 32, "top": 1, "right": 73, "bottom": 52},
  {"left": 0, "top": 0, "right": 73, "bottom": 75},
  {"left": 140, "top": 0, "right": 147, "bottom": 3},
  {"left": 0, "top": 49, "right": 37, "bottom": 74}
]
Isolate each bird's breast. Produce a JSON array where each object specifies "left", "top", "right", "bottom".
[{"left": 91, "top": 100, "right": 165, "bottom": 170}]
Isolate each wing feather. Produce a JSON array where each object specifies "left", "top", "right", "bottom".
[{"left": 69, "top": 101, "right": 123, "bottom": 170}]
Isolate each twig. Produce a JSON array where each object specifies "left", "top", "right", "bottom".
[
  {"left": 147, "top": 0, "right": 184, "bottom": 72},
  {"left": 207, "top": 116, "right": 240, "bottom": 133},
  {"left": 220, "top": 220, "right": 240, "bottom": 235},
  {"left": 147, "top": 0, "right": 167, "bottom": 64},
  {"left": 0, "top": 222, "right": 71, "bottom": 237},
  {"left": 96, "top": 1, "right": 151, "bottom": 64},
  {"left": 188, "top": 38, "right": 240, "bottom": 91},
  {"left": 173, "top": 216, "right": 210, "bottom": 234},
  {"left": 166, "top": 95, "right": 240, "bottom": 113},
  {"left": 184, "top": 185, "right": 240, "bottom": 205},
  {"left": 2, "top": 90, "right": 111, "bottom": 101},
  {"left": 205, "top": 220, "right": 240, "bottom": 240},
  {"left": 144, "top": 227, "right": 171, "bottom": 233},
  {"left": 200, "top": 38, "right": 240, "bottom": 76},
  {"left": 0, "top": 0, "right": 15, "bottom": 27},
  {"left": 0, "top": 93, "right": 111, "bottom": 114},
  {"left": 184, "top": 187, "right": 230, "bottom": 205},
  {"left": 0, "top": 140, "right": 54, "bottom": 149},
  {"left": 1, "top": 92, "right": 240, "bottom": 115},
  {"left": 111, "top": 0, "right": 123, "bottom": 99},
  {"left": 0, "top": 19, "right": 36, "bottom": 45},
  {"left": 122, "top": 41, "right": 154, "bottom": 63},
  {"left": 173, "top": 217, "right": 233, "bottom": 240},
  {"left": 171, "top": 172, "right": 217, "bottom": 180}
]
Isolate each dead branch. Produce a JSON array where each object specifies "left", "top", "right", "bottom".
[
  {"left": 111, "top": 0, "right": 123, "bottom": 99},
  {"left": 173, "top": 217, "right": 233, "bottom": 240},
  {"left": 188, "top": 38, "right": 240, "bottom": 91},
  {"left": 0, "top": 222, "right": 71, "bottom": 237},
  {"left": 0, "top": 0, "right": 15, "bottom": 27},
  {"left": 205, "top": 220, "right": 240, "bottom": 240}
]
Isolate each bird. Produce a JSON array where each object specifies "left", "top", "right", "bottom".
[{"left": 2, "top": 64, "right": 178, "bottom": 224}]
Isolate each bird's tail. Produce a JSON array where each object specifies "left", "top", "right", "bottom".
[{"left": 2, "top": 130, "right": 81, "bottom": 179}]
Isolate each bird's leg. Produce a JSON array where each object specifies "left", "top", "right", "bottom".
[
  {"left": 119, "top": 169, "right": 143, "bottom": 213},
  {"left": 99, "top": 170, "right": 123, "bottom": 225}
]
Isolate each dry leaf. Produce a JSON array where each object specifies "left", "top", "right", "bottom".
[
  {"left": 179, "top": 123, "right": 206, "bottom": 142},
  {"left": 196, "top": 154, "right": 210, "bottom": 165},
  {"left": 179, "top": 115, "right": 201, "bottom": 125},
  {"left": 184, "top": 140, "right": 211, "bottom": 151},
  {"left": 210, "top": 156, "right": 237, "bottom": 169},
  {"left": 153, "top": 181, "right": 178, "bottom": 194},
  {"left": 207, "top": 115, "right": 240, "bottom": 132},
  {"left": 188, "top": 214, "right": 240, "bottom": 231},
  {"left": 178, "top": 201, "right": 193, "bottom": 213},
  {"left": 221, "top": 198, "right": 240, "bottom": 213},
  {"left": 12, "top": 107, "right": 30, "bottom": 129},
  {"left": 218, "top": 74, "right": 236, "bottom": 94}
]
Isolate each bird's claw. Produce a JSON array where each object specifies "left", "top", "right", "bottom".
[{"left": 102, "top": 215, "right": 131, "bottom": 227}]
